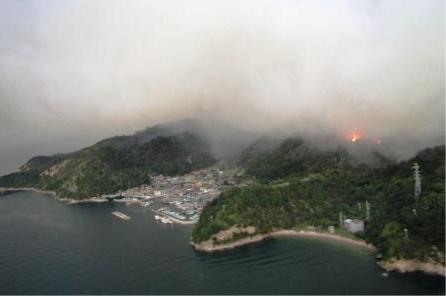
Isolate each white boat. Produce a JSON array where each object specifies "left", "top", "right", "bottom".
[
  {"left": 142, "top": 201, "right": 153, "bottom": 207},
  {"left": 160, "top": 217, "right": 173, "bottom": 224}
]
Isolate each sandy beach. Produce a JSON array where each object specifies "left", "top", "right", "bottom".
[
  {"left": 270, "top": 230, "right": 376, "bottom": 251},
  {"left": 192, "top": 228, "right": 376, "bottom": 253}
]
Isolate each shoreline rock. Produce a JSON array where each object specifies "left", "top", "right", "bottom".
[
  {"left": 379, "top": 259, "right": 445, "bottom": 277},
  {"left": 192, "top": 225, "right": 267, "bottom": 251},
  {"left": 191, "top": 233, "right": 270, "bottom": 252}
]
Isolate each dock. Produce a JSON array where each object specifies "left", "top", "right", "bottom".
[
  {"left": 152, "top": 209, "right": 196, "bottom": 225},
  {"left": 112, "top": 211, "right": 131, "bottom": 220}
]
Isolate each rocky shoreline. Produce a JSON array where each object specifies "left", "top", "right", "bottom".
[
  {"left": 191, "top": 233, "right": 269, "bottom": 252},
  {"left": 379, "top": 259, "right": 445, "bottom": 277}
]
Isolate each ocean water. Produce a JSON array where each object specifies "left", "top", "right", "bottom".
[{"left": 0, "top": 191, "right": 444, "bottom": 294}]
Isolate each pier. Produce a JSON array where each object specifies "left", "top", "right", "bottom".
[{"left": 112, "top": 211, "right": 131, "bottom": 220}]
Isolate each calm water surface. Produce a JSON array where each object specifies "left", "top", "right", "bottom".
[{"left": 0, "top": 192, "right": 444, "bottom": 294}]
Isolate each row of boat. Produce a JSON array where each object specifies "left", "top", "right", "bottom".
[
  {"left": 154, "top": 214, "right": 173, "bottom": 224},
  {"left": 142, "top": 201, "right": 153, "bottom": 207}
]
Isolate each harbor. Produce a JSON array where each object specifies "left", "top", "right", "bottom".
[
  {"left": 152, "top": 209, "right": 195, "bottom": 225},
  {"left": 104, "top": 166, "right": 246, "bottom": 224}
]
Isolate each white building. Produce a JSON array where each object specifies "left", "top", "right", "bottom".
[{"left": 343, "top": 219, "right": 364, "bottom": 233}]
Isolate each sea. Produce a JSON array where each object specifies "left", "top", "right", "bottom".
[{"left": 0, "top": 191, "right": 444, "bottom": 294}]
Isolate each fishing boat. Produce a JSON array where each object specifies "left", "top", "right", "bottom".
[
  {"left": 142, "top": 201, "right": 153, "bottom": 207},
  {"left": 161, "top": 217, "right": 172, "bottom": 224}
]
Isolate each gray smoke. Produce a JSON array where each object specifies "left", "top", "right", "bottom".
[{"left": 0, "top": 0, "right": 444, "bottom": 174}]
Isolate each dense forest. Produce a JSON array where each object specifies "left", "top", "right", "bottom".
[
  {"left": 0, "top": 132, "right": 215, "bottom": 199},
  {"left": 193, "top": 139, "right": 445, "bottom": 263}
]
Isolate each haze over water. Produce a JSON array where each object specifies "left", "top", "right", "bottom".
[{"left": 0, "top": 191, "right": 443, "bottom": 295}]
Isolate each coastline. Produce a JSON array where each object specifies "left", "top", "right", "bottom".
[
  {"left": 0, "top": 187, "right": 57, "bottom": 196},
  {"left": 192, "top": 229, "right": 376, "bottom": 253},
  {"left": 192, "top": 228, "right": 445, "bottom": 277},
  {"left": 1, "top": 187, "right": 196, "bottom": 224},
  {"left": 270, "top": 230, "right": 376, "bottom": 251},
  {"left": 0, "top": 187, "right": 108, "bottom": 204},
  {"left": 379, "top": 259, "right": 445, "bottom": 277},
  {"left": 191, "top": 234, "right": 269, "bottom": 252},
  {"left": 4, "top": 188, "right": 444, "bottom": 277}
]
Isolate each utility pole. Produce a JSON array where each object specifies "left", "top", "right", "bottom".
[
  {"left": 412, "top": 163, "right": 422, "bottom": 200},
  {"left": 339, "top": 212, "right": 344, "bottom": 229},
  {"left": 365, "top": 200, "right": 370, "bottom": 221}
]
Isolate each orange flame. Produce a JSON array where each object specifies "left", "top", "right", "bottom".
[{"left": 349, "top": 133, "right": 361, "bottom": 143}]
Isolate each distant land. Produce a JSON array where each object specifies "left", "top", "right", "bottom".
[
  {"left": 0, "top": 119, "right": 253, "bottom": 199},
  {"left": 0, "top": 119, "right": 444, "bottom": 275}
]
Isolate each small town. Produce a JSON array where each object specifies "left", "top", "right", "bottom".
[{"left": 105, "top": 166, "right": 245, "bottom": 224}]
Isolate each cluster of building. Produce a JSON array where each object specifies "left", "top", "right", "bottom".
[{"left": 105, "top": 166, "right": 244, "bottom": 224}]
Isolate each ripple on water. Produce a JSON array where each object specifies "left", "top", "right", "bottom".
[{"left": 0, "top": 192, "right": 444, "bottom": 295}]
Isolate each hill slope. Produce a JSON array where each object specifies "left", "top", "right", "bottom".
[
  {"left": 0, "top": 122, "right": 216, "bottom": 199},
  {"left": 193, "top": 138, "right": 445, "bottom": 264}
]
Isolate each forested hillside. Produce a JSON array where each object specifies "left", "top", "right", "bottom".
[
  {"left": 193, "top": 139, "right": 445, "bottom": 263},
  {"left": 0, "top": 131, "right": 215, "bottom": 199}
]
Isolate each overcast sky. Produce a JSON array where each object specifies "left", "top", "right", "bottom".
[{"left": 0, "top": 0, "right": 444, "bottom": 174}]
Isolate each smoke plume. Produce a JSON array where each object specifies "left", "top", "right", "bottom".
[{"left": 0, "top": 0, "right": 444, "bottom": 174}]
